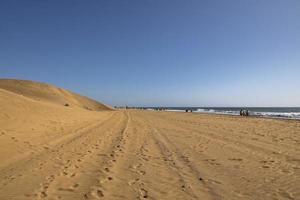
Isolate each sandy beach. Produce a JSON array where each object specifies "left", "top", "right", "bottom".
[
  {"left": 2, "top": 1, "right": 299, "bottom": 199},
  {"left": 1, "top": 80, "right": 300, "bottom": 200}
]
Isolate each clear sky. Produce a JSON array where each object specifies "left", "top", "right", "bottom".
[{"left": 1, "top": 0, "right": 299, "bottom": 107}]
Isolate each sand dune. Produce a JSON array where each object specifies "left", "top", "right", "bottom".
[
  {"left": 0, "top": 80, "right": 112, "bottom": 170},
  {"left": 0, "top": 79, "right": 112, "bottom": 111},
  {"left": 0, "top": 80, "right": 299, "bottom": 199}
]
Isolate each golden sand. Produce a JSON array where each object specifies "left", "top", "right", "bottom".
[{"left": 0, "top": 80, "right": 299, "bottom": 199}]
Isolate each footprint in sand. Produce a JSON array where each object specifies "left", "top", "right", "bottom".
[
  {"left": 40, "top": 191, "right": 47, "bottom": 198},
  {"left": 61, "top": 171, "right": 68, "bottom": 176},
  {"left": 138, "top": 170, "right": 146, "bottom": 175},
  {"left": 128, "top": 178, "right": 140, "bottom": 186},
  {"left": 132, "top": 163, "right": 142, "bottom": 169},
  {"left": 259, "top": 160, "right": 276, "bottom": 169},
  {"left": 43, "top": 145, "right": 51, "bottom": 149},
  {"left": 140, "top": 188, "right": 148, "bottom": 199},
  {"left": 142, "top": 157, "right": 149, "bottom": 161},
  {"left": 204, "top": 159, "right": 221, "bottom": 166},
  {"left": 104, "top": 167, "right": 110, "bottom": 173},
  {"left": 11, "top": 136, "right": 18, "bottom": 142},
  {"left": 85, "top": 187, "right": 104, "bottom": 199}
]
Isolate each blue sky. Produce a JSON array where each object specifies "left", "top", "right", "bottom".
[{"left": 1, "top": 0, "right": 299, "bottom": 107}]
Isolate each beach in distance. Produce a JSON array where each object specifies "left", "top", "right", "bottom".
[
  {"left": 2, "top": 0, "right": 300, "bottom": 199},
  {"left": 144, "top": 107, "right": 300, "bottom": 120},
  {"left": 0, "top": 79, "right": 299, "bottom": 200}
]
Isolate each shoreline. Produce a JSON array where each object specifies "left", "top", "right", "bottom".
[{"left": 145, "top": 109, "right": 300, "bottom": 121}]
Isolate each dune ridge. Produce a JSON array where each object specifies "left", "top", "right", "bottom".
[{"left": 0, "top": 79, "right": 112, "bottom": 111}]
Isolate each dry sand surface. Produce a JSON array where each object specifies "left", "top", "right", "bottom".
[{"left": 1, "top": 80, "right": 300, "bottom": 200}]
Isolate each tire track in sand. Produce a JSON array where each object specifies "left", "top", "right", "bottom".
[{"left": 34, "top": 112, "right": 128, "bottom": 200}]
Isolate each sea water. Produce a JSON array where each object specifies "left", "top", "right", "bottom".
[{"left": 147, "top": 107, "right": 300, "bottom": 120}]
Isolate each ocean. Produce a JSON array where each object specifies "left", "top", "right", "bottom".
[{"left": 147, "top": 107, "right": 300, "bottom": 120}]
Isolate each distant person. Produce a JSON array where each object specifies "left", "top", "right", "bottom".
[
  {"left": 246, "top": 110, "right": 249, "bottom": 116},
  {"left": 240, "top": 109, "right": 243, "bottom": 116}
]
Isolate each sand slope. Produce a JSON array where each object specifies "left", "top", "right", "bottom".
[
  {"left": 0, "top": 82, "right": 112, "bottom": 170},
  {"left": 0, "top": 79, "right": 112, "bottom": 111},
  {"left": 0, "top": 81, "right": 299, "bottom": 199}
]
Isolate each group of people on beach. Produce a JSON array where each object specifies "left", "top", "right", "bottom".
[{"left": 240, "top": 109, "right": 249, "bottom": 116}]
